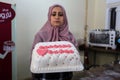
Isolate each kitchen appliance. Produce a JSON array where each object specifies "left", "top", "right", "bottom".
[{"left": 88, "top": 29, "right": 119, "bottom": 49}]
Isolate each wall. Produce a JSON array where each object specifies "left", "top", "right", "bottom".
[
  {"left": 88, "top": 0, "right": 116, "bottom": 66},
  {"left": 87, "top": 0, "right": 96, "bottom": 31},
  {"left": 0, "top": 0, "right": 86, "bottom": 80},
  {"left": 16, "top": 0, "right": 86, "bottom": 80},
  {"left": 94, "top": 0, "right": 106, "bottom": 29},
  {"left": 0, "top": 0, "right": 108, "bottom": 79},
  {"left": 87, "top": 0, "right": 106, "bottom": 30}
]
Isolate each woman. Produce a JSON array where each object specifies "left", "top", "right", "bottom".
[{"left": 32, "top": 4, "right": 78, "bottom": 80}]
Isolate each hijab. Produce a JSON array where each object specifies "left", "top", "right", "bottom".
[{"left": 33, "top": 4, "right": 78, "bottom": 49}]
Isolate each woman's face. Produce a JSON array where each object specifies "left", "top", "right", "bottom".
[{"left": 50, "top": 7, "right": 64, "bottom": 27}]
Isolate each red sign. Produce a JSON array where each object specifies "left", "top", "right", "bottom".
[
  {"left": 0, "top": 2, "right": 15, "bottom": 23},
  {"left": 0, "top": 2, "right": 15, "bottom": 80}
]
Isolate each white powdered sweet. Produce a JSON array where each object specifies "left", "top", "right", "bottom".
[{"left": 30, "top": 41, "right": 84, "bottom": 73}]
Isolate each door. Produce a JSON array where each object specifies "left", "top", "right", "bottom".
[{"left": 0, "top": 2, "right": 16, "bottom": 80}]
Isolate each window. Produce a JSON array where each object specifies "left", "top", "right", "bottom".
[
  {"left": 105, "top": 0, "right": 120, "bottom": 31},
  {"left": 110, "top": 7, "right": 116, "bottom": 30}
]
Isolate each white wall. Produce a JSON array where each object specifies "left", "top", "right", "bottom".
[
  {"left": 0, "top": 0, "right": 109, "bottom": 79},
  {"left": 87, "top": 0, "right": 106, "bottom": 30},
  {"left": 0, "top": 0, "right": 86, "bottom": 80},
  {"left": 17, "top": 0, "right": 85, "bottom": 80},
  {"left": 106, "top": 0, "right": 120, "bottom": 3},
  {"left": 0, "top": 0, "right": 108, "bottom": 79},
  {"left": 94, "top": 0, "right": 106, "bottom": 29}
]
